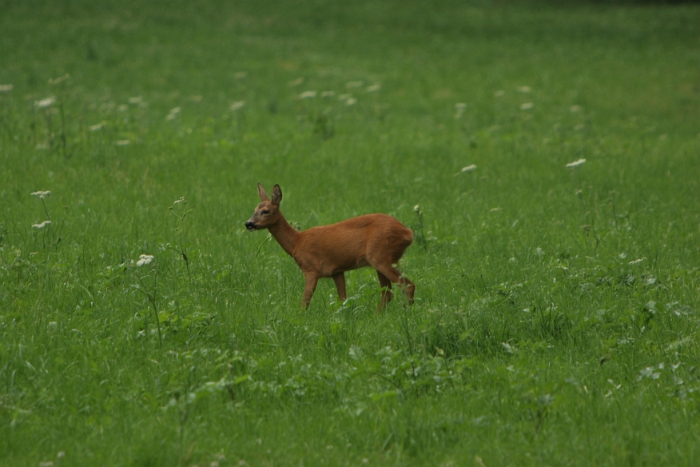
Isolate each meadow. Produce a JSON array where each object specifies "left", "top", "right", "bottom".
[{"left": 1, "top": 0, "right": 700, "bottom": 465}]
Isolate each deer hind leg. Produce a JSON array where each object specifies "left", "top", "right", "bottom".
[
  {"left": 376, "top": 271, "right": 393, "bottom": 311},
  {"left": 333, "top": 273, "right": 347, "bottom": 302},
  {"left": 372, "top": 262, "right": 415, "bottom": 309},
  {"left": 302, "top": 271, "right": 319, "bottom": 308}
]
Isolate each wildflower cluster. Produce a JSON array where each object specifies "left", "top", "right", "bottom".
[
  {"left": 166, "top": 107, "right": 181, "bottom": 120},
  {"left": 566, "top": 158, "right": 586, "bottom": 169},
  {"left": 136, "top": 254, "right": 154, "bottom": 267},
  {"left": 35, "top": 97, "right": 55, "bottom": 109},
  {"left": 32, "top": 220, "right": 52, "bottom": 230},
  {"left": 31, "top": 190, "right": 51, "bottom": 199}
]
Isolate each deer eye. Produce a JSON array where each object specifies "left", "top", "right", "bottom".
[{"left": 262, "top": 209, "right": 270, "bottom": 215}]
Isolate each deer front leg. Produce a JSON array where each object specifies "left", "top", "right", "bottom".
[
  {"left": 333, "top": 273, "right": 347, "bottom": 302},
  {"left": 376, "top": 271, "right": 393, "bottom": 311},
  {"left": 302, "top": 271, "right": 319, "bottom": 308},
  {"left": 374, "top": 264, "right": 414, "bottom": 310}
]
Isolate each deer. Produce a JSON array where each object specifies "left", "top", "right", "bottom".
[{"left": 245, "top": 184, "right": 415, "bottom": 311}]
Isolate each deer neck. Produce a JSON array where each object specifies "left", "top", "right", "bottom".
[{"left": 268, "top": 214, "right": 301, "bottom": 258}]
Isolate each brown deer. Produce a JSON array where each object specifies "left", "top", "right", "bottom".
[{"left": 245, "top": 184, "right": 415, "bottom": 310}]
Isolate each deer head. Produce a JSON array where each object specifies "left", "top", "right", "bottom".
[{"left": 245, "top": 183, "right": 283, "bottom": 231}]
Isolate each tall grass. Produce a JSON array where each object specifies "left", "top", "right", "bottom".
[{"left": 1, "top": 1, "right": 699, "bottom": 465}]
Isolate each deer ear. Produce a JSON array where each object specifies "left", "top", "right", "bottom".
[
  {"left": 271, "top": 184, "right": 282, "bottom": 205},
  {"left": 258, "top": 183, "right": 269, "bottom": 201}
]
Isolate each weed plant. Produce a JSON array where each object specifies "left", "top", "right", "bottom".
[{"left": 1, "top": 0, "right": 699, "bottom": 466}]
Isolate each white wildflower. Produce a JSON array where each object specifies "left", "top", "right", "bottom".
[
  {"left": 173, "top": 196, "right": 186, "bottom": 205},
  {"left": 565, "top": 158, "right": 586, "bottom": 168},
  {"left": 345, "top": 98, "right": 357, "bottom": 106},
  {"left": 638, "top": 366, "right": 660, "bottom": 380},
  {"left": 230, "top": 101, "right": 245, "bottom": 111},
  {"left": 0, "top": 84, "right": 13, "bottom": 92},
  {"left": 517, "top": 86, "right": 531, "bottom": 93},
  {"left": 48, "top": 74, "right": 70, "bottom": 85},
  {"left": 299, "top": 90, "right": 317, "bottom": 99},
  {"left": 32, "top": 220, "right": 52, "bottom": 229},
  {"left": 31, "top": 190, "right": 51, "bottom": 199},
  {"left": 628, "top": 258, "right": 646, "bottom": 265},
  {"left": 461, "top": 164, "right": 477, "bottom": 173},
  {"left": 520, "top": 102, "right": 534, "bottom": 110},
  {"left": 346, "top": 81, "right": 363, "bottom": 88},
  {"left": 136, "top": 254, "right": 154, "bottom": 267},
  {"left": 413, "top": 205, "right": 421, "bottom": 212},
  {"left": 115, "top": 139, "right": 131, "bottom": 146},
  {"left": 366, "top": 84, "right": 381, "bottom": 92},
  {"left": 320, "top": 91, "right": 335, "bottom": 98},
  {"left": 89, "top": 123, "right": 103, "bottom": 131},
  {"left": 35, "top": 97, "right": 55, "bottom": 109},
  {"left": 166, "top": 107, "right": 181, "bottom": 120}
]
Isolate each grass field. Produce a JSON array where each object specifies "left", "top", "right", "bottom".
[{"left": 2, "top": 0, "right": 700, "bottom": 465}]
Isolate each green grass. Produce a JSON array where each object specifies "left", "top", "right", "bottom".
[{"left": 1, "top": 0, "right": 700, "bottom": 465}]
